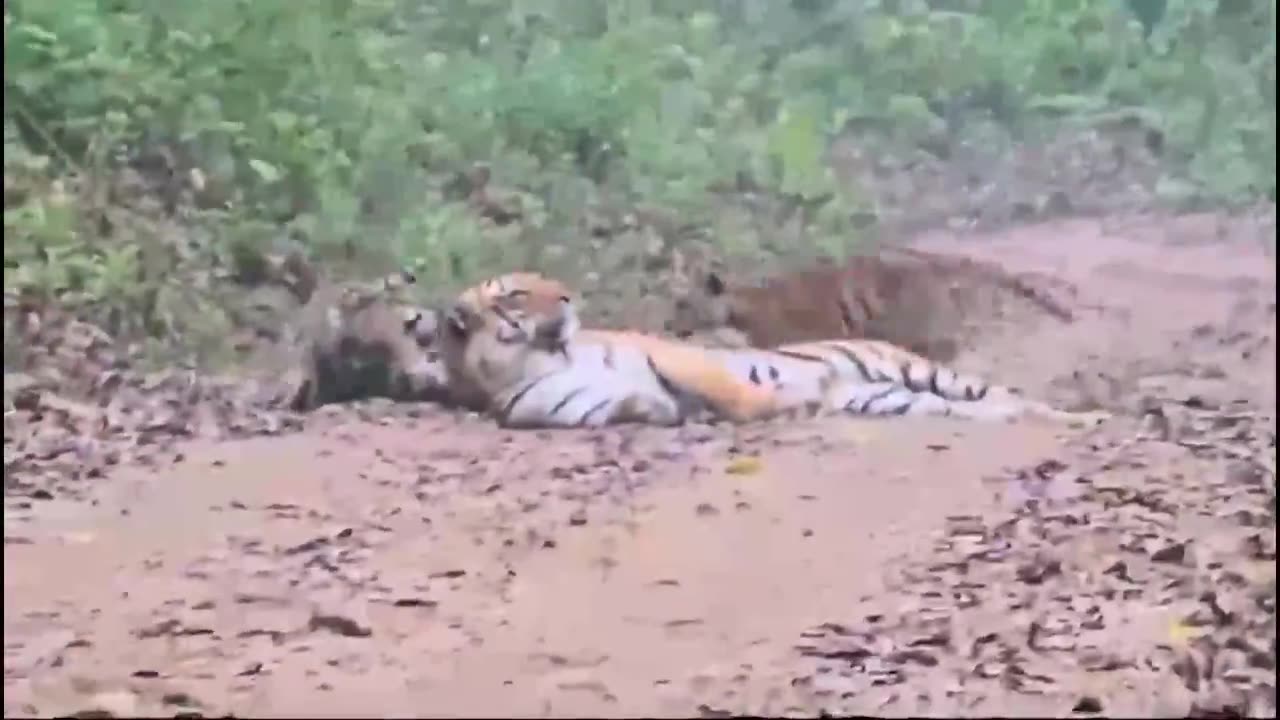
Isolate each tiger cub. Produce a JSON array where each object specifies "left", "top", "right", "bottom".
[
  {"left": 442, "top": 272, "right": 1106, "bottom": 429},
  {"left": 270, "top": 252, "right": 446, "bottom": 411},
  {"left": 666, "top": 248, "right": 1075, "bottom": 361}
]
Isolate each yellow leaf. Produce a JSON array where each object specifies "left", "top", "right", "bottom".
[
  {"left": 847, "top": 427, "right": 878, "bottom": 444},
  {"left": 725, "top": 456, "right": 763, "bottom": 476},
  {"left": 1167, "top": 620, "right": 1202, "bottom": 647}
]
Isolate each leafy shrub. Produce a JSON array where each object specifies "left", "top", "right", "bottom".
[{"left": 3, "top": 0, "right": 1274, "bottom": 363}]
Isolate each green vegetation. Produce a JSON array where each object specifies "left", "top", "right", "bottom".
[{"left": 3, "top": 0, "right": 1275, "bottom": 364}]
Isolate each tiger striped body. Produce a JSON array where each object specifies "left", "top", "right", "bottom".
[
  {"left": 444, "top": 273, "right": 1107, "bottom": 429},
  {"left": 490, "top": 334, "right": 690, "bottom": 428}
]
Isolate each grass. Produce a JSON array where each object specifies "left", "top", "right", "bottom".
[{"left": 3, "top": 0, "right": 1275, "bottom": 368}]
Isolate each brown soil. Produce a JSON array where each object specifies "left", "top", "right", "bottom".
[{"left": 4, "top": 213, "right": 1276, "bottom": 718}]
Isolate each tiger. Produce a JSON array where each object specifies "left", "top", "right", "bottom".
[
  {"left": 442, "top": 272, "right": 793, "bottom": 424},
  {"left": 441, "top": 271, "right": 1108, "bottom": 429},
  {"left": 665, "top": 247, "right": 1075, "bottom": 362},
  {"left": 270, "top": 251, "right": 448, "bottom": 411}
]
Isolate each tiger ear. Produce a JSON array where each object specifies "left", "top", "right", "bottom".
[
  {"left": 704, "top": 271, "right": 727, "bottom": 296},
  {"left": 533, "top": 297, "right": 579, "bottom": 349}
]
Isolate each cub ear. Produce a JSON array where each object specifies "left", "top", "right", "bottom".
[
  {"left": 444, "top": 302, "right": 476, "bottom": 337},
  {"left": 704, "top": 271, "right": 727, "bottom": 296},
  {"left": 404, "top": 307, "right": 439, "bottom": 346},
  {"left": 383, "top": 268, "right": 417, "bottom": 291},
  {"left": 337, "top": 286, "right": 363, "bottom": 311}
]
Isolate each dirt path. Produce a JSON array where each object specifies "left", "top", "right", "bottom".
[{"left": 5, "top": 214, "right": 1276, "bottom": 718}]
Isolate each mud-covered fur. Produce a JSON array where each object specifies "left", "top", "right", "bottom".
[{"left": 273, "top": 253, "right": 446, "bottom": 411}]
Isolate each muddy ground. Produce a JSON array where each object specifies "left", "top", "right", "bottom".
[{"left": 4, "top": 213, "right": 1276, "bottom": 718}]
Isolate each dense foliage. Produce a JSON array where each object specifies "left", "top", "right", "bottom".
[{"left": 3, "top": 0, "right": 1275, "bottom": 362}]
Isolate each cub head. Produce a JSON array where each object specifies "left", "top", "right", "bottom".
[
  {"left": 668, "top": 267, "right": 731, "bottom": 338},
  {"left": 660, "top": 243, "right": 732, "bottom": 338},
  {"left": 290, "top": 266, "right": 450, "bottom": 410},
  {"left": 664, "top": 246, "right": 758, "bottom": 345},
  {"left": 666, "top": 267, "right": 766, "bottom": 349},
  {"left": 440, "top": 272, "right": 580, "bottom": 407}
]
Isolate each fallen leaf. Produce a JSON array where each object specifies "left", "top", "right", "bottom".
[
  {"left": 61, "top": 531, "right": 96, "bottom": 545},
  {"left": 725, "top": 457, "right": 763, "bottom": 476},
  {"left": 1167, "top": 620, "right": 1205, "bottom": 647}
]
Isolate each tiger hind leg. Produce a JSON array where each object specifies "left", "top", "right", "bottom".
[
  {"left": 825, "top": 381, "right": 1109, "bottom": 426},
  {"left": 825, "top": 381, "right": 977, "bottom": 418},
  {"left": 961, "top": 387, "right": 1111, "bottom": 428},
  {"left": 946, "top": 397, "right": 1109, "bottom": 427}
]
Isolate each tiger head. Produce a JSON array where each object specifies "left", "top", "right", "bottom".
[{"left": 440, "top": 271, "right": 580, "bottom": 408}]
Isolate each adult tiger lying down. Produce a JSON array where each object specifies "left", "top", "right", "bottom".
[{"left": 441, "top": 272, "right": 1109, "bottom": 429}]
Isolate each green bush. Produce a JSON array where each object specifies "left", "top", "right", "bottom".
[{"left": 3, "top": 0, "right": 1275, "bottom": 362}]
